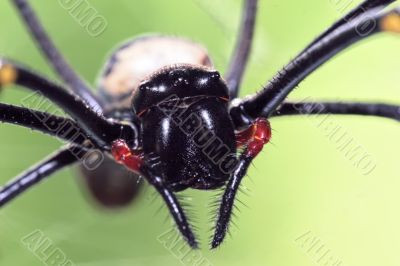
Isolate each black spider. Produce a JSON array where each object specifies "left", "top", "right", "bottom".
[{"left": 0, "top": 0, "right": 399, "bottom": 249}]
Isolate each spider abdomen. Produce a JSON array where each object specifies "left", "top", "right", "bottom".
[{"left": 98, "top": 35, "right": 213, "bottom": 109}]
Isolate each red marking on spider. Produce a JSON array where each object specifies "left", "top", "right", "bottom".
[
  {"left": 111, "top": 139, "right": 143, "bottom": 173},
  {"left": 235, "top": 118, "right": 271, "bottom": 157}
]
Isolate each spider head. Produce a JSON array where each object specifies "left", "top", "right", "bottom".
[{"left": 131, "top": 64, "right": 229, "bottom": 116}]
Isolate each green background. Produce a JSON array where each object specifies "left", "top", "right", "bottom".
[{"left": 1, "top": 0, "right": 400, "bottom": 265}]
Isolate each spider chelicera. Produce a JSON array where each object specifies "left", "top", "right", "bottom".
[{"left": 0, "top": 0, "right": 400, "bottom": 249}]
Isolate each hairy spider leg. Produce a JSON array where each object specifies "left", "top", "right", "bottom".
[
  {"left": 230, "top": 7, "right": 400, "bottom": 127},
  {"left": 0, "top": 146, "right": 84, "bottom": 206},
  {"left": 0, "top": 61, "right": 137, "bottom": 149},
  {"left": 225, "top": 0, "right": 258, "bottom": 98},
  {"left": 111, "top": 139, "right": 198, "bottom": 248},
  {"left": 212, "top": 118, "right": 271, "bottom": 248},
  {"left": 11, "top": 0, "right": 103, "bottom": 111}
]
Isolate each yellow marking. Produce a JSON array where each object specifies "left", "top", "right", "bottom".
[
  {"left": 0, "top": 63, "right": 17, "bottom": 86},
  {"left": 381, "top": 12, "right": 400, "bottom": 33}
]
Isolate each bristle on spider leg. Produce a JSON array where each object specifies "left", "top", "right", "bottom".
[
  {"left": 209, "top": 181, "right": 250, "bottom": 249},
  {"left": 209, "top": 198, "right": 241, "bottom": 249},
  {"left": 163, "top": 192, "right": 199, "bottom": 247},
  {"left": 149, "top": 191, "right": 159, "bottom": 205},
  {"left": 238, "top": 185, "right": 252, "bottom": 197},
  {"left": 154, "top": 199, "right": 167, "bottom": 218}
]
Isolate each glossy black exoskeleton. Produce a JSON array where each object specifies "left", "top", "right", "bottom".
[{"left": 133, "top": 65, "right": 236, "bottom": 191}]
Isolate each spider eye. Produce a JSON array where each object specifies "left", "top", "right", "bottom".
[
  {"left": 168, "top": 69, "right": 185, "bottom": 77},
  {"left": 209, "top": 71, "right": 220, "bottom": 80},
  {"left": 138, "top": 80, "right": 150, "bottom": 90},
  {"left": 196, "top": 71, "right": 221, "bottom": 87}
]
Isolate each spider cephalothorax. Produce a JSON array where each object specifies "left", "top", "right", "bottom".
[
  {"left": 133, "top": 65, "right": 237, "bottom": 191},
  {"left": 1, "top": 0, "right": 400, "bottom": 250}
]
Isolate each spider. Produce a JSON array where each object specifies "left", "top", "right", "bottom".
[{"left": 0, "top": 0, "right": 399, "bottom": 249}]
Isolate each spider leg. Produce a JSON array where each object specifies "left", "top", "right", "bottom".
[
  {"left": 212, "top": 118, "right": 271, "bottom": 248},
  {"left": 141, "top": 157, "right": 198, "bottom": 248},
  {"left": 230, "top": 7, "right": 400, "bottom": 127},
  {"left": 0, "top": 103, "right": 90, "bottom": 146},
  {"left": 0, "top": 60, "right": 137, "bottom": 149},
  {"left": 0, "top": 146, "right": 83, "bottom": 207},
  {"left": 225, "top": 0, "right": 258, "bottom": 98},
  {"left": 11, "top": 0, "right": 103, "bottom": 111},
  {"left": 272, "top": 101, "right": 400, "bottom": 121},
  {"left": 111, "top": 140, "right": 198, "bottom": 248},
  {"left": 304, "top": 0, "right": 395, "bottom": 50}
]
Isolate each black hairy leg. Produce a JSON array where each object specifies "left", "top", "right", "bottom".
[
  {"left": 304, "top": 0, "right": 395, "bottom": 51},
  {"left": 230, "top": 7, "right": 400, "bottom": 127},
  {"left": 11, "top": 0, "right": 103, "bottom": 111},
  {"left": 225, "top": 0, "right": 258, "bottom": 98},
  {"left": 212, "top": 118, "right": 271, "bottom": 248},
  {"left": 273, "top": 101, "right": 400, "bottom": 122},
  {"left": 0, "top": 103, "right": 90, "bottom": 146},
  {"left": 0, "top": 60, "right": 137, "bottom": 149},
  {"left": 0, "top": 146, "right": 84, "bottom": 207},
  {"left": 111, "top": 139, "right": 198, "bottom": 248}
]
